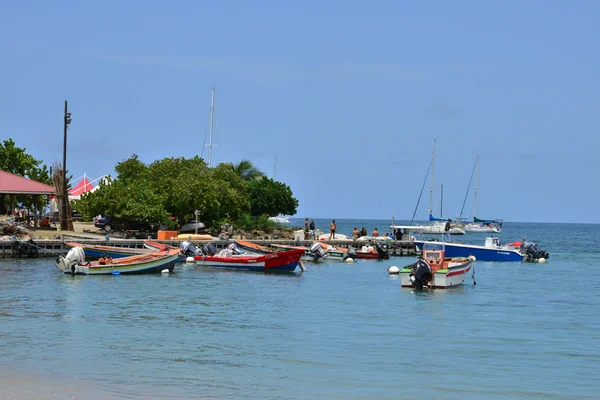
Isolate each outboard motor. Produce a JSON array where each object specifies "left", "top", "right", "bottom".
[
  {"left": 375, "top": 242, "right": 389, "bottom": 259},
  {"left": 406, "top": 257, "right": 432, "bottom": 290},
  {"left": 520, "top": 241, "right": 550, "bottom": 261},
  {"left": 57, "top": 246, "right": 85, "bottom": 274},
  {"left": 179, "top": 241, "right": 201, "bottom": 257},
  {"left": 309, "top": 242, "right": 328, "bottom": 261},
  {"left": 347, "top": 247, "right": 357, "bottom": 260},
  {"left": 201, "top": 243, "right": 217, "bottom": 256},
  {"left": 227, "top": 243, "right": 245, "bottom": 255}
]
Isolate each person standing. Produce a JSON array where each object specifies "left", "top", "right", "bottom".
[
  {"left": 329, "top": 220, "right": 336, "bottom": 239},
  {"left": 304, "top": 217, "right": 310, "bottom": 240},
  {"left": 352, "top": 227, "right": 360, "bottom": 239},
  {"left": 309, "top": 219, "right": 316, "bottom": 239},
  {"left": 445, "top": 218, "right": 451, "bottom": 242},
  {"left": 360, "top": 227, "right": 367, "bottom": 237}
]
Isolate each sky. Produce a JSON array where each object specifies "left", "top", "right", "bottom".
[{"left": 1, "top": 1, "right": 598, "bottom": 223}]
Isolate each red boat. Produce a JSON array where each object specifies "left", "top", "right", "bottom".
[
  {"left": 195, "top": 248, "right": 306, "bottom": 272},
  {"left": 350, "top": 243, "right": 390, "bottom": 260}
]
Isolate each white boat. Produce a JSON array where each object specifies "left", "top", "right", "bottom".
[
  {"left": 406, "top": 139, "right": 465, "bottom": 235},
  {"left": 268, "top": 215, "right": 290, "bottom": 223},
  {"left": 397, "top": 248, "right": 475, "bottom": 289},
  {"left": 411, "top": 222, "right": 465, "bottom": 235},
  {"left": 318, "top": 233, "right": 351, "bottom": 241},
  {"left": 459, "top": 156, "right": 502, "bottom": 233},
  {"left": 463, "top": 222, "right": 500, "bottom": 233}
]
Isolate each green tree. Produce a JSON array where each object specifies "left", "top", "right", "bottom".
[
  {"left": 226, "top": 159, "right": 265, "bottom": 181},
  {"left": 247, "top": 177, "right": 298, "bottom": 217},
  {"left": 0, "top": 139, "right": 53, "bottom": 213}
]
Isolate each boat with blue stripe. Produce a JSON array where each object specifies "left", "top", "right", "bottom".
[{"left": 414, "top": 237, "right": 525, "bottom": 262}]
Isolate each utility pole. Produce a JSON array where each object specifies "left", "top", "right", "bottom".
[{"left": 62, "top": 100, "right": 72, "bottom": 231}]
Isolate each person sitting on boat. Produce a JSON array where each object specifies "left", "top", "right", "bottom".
[
  {"left": 372, "top": 228, "right": 379, "bottom": 237},
  {"left": 361, "top": 227, "right": 367, "bottom": 237},
  {"left": 352, "top": 227, "right": 360, "bottom": 239},
  {"left": 445, "top": 219, "right": 451, "bottom": 241}
]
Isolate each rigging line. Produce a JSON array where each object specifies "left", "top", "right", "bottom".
[
  {"left": 459, "top": 157, "right": 478, "bottom": 219},
  {"left": 410, "top": 159, "right": 432, "bottom": 225},
  {"left": 199, "top": 106, "right": 212, "bottom": 161}
]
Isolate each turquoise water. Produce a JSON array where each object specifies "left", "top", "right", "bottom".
[{"left": 1, "top": 220, "right": 599, "bottom": 399}]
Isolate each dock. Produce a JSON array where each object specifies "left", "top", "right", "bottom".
[{"left": 0, "top": 238, "right": 418, "bottom": 259}]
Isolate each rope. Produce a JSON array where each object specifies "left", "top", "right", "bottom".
[
  {"left": 459, "top": 158, "right": 478, "bottom": 220},
  {"left": 410, "top": 160, "right": 432, "bottom": 225}
]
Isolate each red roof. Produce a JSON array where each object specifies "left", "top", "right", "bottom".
[
  {"left": 69, "top": 177, "right": 94, "bottom": 196},
  {"left": 0, "top": 170, "right": 56, "bottom": 195}
]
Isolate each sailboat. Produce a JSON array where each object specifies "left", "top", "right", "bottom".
[
  {"left": 407, "top": 140, "right": 464, "bottom": 235},
  {"left": 463, "top": 156, "right": 502, "bottom": 233}
]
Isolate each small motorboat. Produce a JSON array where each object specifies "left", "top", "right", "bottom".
[
  {"left": 56, "top": 246, "right": 180, "bottom": 275},
  {"left": 234, "top": 240, "right": 273, "bottom": 255},
  {"left": 271, "top": 242, "right": 341, "bottom": 262},
  {"left": 399, "top": 249, "right": 475, "bottom": 289},
  {"left": 180, "top": 241, "right": 305, "bottom": 272},
  {"left": 348, "top": 242, "right": 389, "bottom": 260},
  {"left": 65, "top": 242, "right": 151, "bottom": 259},
  {"left": 414, "top": 237, "right": 549, "bottom": 262}
]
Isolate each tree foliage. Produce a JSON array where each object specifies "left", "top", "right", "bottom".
[
  {"left": 225, "top": 159, "right": 265, "bottom": 181},
  {"left": 247, "top": 177, "right": 298, "bottom": 217},
  {"left": 0, "top": 139, "right": 53, "bottom": 212},
  {"left": 74, "top": 155, "right": 269, "bottom": 229}
]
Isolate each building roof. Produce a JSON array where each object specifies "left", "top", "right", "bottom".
[{"left": 0, "top": 170, "right": 56, "bottom": 195}]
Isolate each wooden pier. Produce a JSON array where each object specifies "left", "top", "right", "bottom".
[{"left": 0, "top": 238, "right": 417, "bottom": 259}]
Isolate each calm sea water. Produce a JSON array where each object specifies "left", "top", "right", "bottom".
[{"left": 1, "top": 219, "right": 599, "bottom": 399}]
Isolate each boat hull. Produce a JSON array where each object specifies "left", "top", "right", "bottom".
[
  {"left": 194, "top": 249, "right": 304, "bottom": 272},
  {"left": 234, "top": 240, "right": 273, "bottom": 255},
  {"left": 57, "top": 249, "right": 180, "bottom": 275},
  {"left": 412, "top": 225, "right": 465, "bottom": 235},
  {"left": 414, "top": 241, "right": 524, "bottom": 262},
  {"left": 400, "top": 259, "right": 473, "bottom": 289},
  {"left": 463, "top": 224, "right": 501, "bottom": 233},
  {"left": 65, "top": 242, "right": 150, "bottom": 259}
]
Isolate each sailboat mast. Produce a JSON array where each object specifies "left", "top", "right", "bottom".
[
  {"left": 272, "top": 154, "right": 277, "bottom": 180},
  {"left": 208, "top": 87, "right": 215, "bottom": 168},
  {"left": 429, "top": 139, "right": 436, "bottom": 216},
  {"left": 474, "top": 155, "right": 479, "bottom": 218},
  {"left": 440, "top": 184, "right": 443, "bottom": 218}
]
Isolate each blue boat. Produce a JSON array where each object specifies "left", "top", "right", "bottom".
[
  {"left": 414, "top": 237, "right": 525, "bottom": 262},
  {"left": 65, "top": 242, "right": 151, "bottom": 259}
]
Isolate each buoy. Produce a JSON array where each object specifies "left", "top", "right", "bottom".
[
  {"left": 185, "top": 256, "right": 195, "bottom": 263},
  {"left": 161, "top": 269, "right": 170, "bottom": 274},
  {"left": 388, "top": 266, "right": 400, "bottom": 274},
  {"left": 538, "top": 258, "right": 546, "bottom": 264},
  {"left": 469, "top": 255, "right": 476, "bottom": 261},
  {"left": 345, "top": 257, "right": 355, "bottom": 264}
]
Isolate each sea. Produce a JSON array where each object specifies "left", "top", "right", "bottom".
[{"left": 1, "top": 218, "right": 599, "bottom": 399}]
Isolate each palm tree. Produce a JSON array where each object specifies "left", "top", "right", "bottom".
[{"left": 230, "top": 159, "right": 265, "bottom": 181}]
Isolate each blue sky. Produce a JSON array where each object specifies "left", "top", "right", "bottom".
[{"left": 2, "top": 1, "right": 598, "bottom": 223}]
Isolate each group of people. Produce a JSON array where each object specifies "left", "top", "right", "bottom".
[
  {"left": 351, "top": 226, "right": 379, "bottom": 239},
  {"left": 304, "top": 218, "right": 317, "bottom": 240}
]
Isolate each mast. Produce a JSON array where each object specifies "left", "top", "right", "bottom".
[
  {"left": 474, "top": 155, "right": 479, "bottom": 218},
  {"left": 440, "top": 184, "right": 443, "bottom": 218},
  {"left": 429, "top": 139, "right": 436, "bottom": 217},
  {"left": 272, "top": 154, "right": 277, "bottom": 180},
  {"left": 208, "top": 87, "right": 215, "bottom": 168}
]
